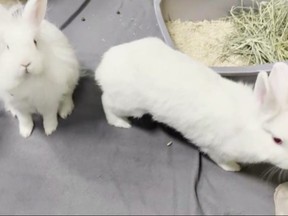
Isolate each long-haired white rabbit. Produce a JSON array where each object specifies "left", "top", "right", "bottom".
[
  {"left": 95, "top": 37, "right": 288, "bottom": 172},
  {"left": 0, "top": 0, "right": 80, "bottom": 137}
]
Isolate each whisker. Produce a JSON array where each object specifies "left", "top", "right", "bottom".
[
  {"left": 277, "top": 168, "right": 282, "bottom": 183},
  {"left": 279, "top": 169, "right": 288, "bottom": 182},
  {"left": 259, "top": 166, "right": 288, "bottom": 182},
  {"left": 283, "top": 170, "right": 288, "bottom": 180},
  {"left": 261, "top": 166, "right": 275, "bottom": 180},
  {"left": 268, "top": 167, "right": 279, "bottom": 182}
]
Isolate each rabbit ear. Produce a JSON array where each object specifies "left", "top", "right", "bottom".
[
  {"left": 0, "top": 5, "right": 11, "bottom": 20},
  {"left": 0, "top": 5, "right": 13, "bottom": 26},
  {"left": 254, "top": 71, "right": 279, "bottom": 114},
  {"left": 0, "top": 5, "right": 14, "bottom": 34},
  {"left": 268, "top": 62, "right": 288, "bottom": 107},
  {"left": 254, "top": 71, "right": 270, "bottom": 104},
  {"left": 22, "top": 0, "right": 47, "bottom": 27}
]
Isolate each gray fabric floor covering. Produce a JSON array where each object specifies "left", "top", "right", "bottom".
[{"left": 0, "top": 0, "right": 282, "bottom": 214}]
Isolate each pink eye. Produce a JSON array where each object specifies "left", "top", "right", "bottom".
[{"left": 273, "top": 137, "right": 283, "bottom": 145}]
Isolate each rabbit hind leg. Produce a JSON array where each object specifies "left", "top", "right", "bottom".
[{"left": 101, "top": 94, "right": 132, "bottom": 129}]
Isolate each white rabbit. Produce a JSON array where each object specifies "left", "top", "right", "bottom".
[
  {"left": 95, "top": 37, "right": 288, "bottom": 172},
  {"left": 0, "top": 0, "right": 80, "bottom": 137}
]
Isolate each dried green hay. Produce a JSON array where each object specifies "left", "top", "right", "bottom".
[{"left": 222, "top": 0, "right": 288, "bottom": 65}]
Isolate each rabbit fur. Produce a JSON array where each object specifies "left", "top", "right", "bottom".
[
  {"left": 95, "top": 37, "right": 288, "bottom": 172},
  {"left": 0, "top": 0, "right": 80, "bottom": 137}
]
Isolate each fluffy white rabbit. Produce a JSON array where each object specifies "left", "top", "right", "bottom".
[
  {"left": 0, "top": 0, "right": 80, "bottom": 137},
  {"left": 95, "top": 37, "right": 288, "bottom": 172}
]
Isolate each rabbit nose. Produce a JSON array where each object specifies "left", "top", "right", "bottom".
[
  {"left": 20, "top": 62, "right": 31, "bottom": 74},
  {"left": 21, "top": 62, "right": 31, "bottom": 68}
]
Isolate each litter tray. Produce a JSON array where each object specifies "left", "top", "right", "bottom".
[{"left": 154, "top": 0, "right": 287, "bottom": 77}]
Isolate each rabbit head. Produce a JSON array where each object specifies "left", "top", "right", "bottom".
[
  {"left": 0, "top": 0, "right": 47, "bottom": 91},
  {"left": 254, "top": 62, "right": 288, "bottom": 169}
]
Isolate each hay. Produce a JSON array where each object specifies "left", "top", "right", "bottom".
[
  {"left": 167, "top": 0, "right": 288, "bottom": 66},
  {"left": 222, "top": 0, "right": 288, "bottom": 65},
  {"left": 0, "top": 0, "right": 26, "bottom": 7}
]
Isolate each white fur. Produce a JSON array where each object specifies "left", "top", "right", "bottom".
[
  {"left": 0, "top": 0, "right": 80, "bottom": 137},
  {"left": 95, "top": 37, "right": 288, "bottom": 172}
]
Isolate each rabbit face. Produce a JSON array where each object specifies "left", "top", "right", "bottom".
[{"left": 0, "top": 0, "right": 47, "bottom": 91}]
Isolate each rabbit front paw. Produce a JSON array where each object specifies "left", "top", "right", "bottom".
[
  {"left": 59, "top": 96, "right": 74, "bottom": 119},
  {"left": 19, "top": 120, "right": 34, "bottom": 138},
  {"left": 43, "top": 115, "right": 58, "bottom": 136},
  {"left": 218, "top": 161, "right": 241, "bottom": 172}
]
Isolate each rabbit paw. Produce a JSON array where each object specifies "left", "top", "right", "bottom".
[
  {"left": 109, "top": 118, "right": 132, "bottom": 129},
  {"left": 102, "top": 99, "right": 131, "bottom": 129},
  {"left": 19, "top": 121, "right": 34, "bottom": 138},
  {"left": 218, "top": 161, "right": 241, "bottom": 172},
  {"left": 43, "top": 117, "right": 58, "bottom": 136},
  {"left": 59, "top": 97, "right": 74, "bottom": 119}
]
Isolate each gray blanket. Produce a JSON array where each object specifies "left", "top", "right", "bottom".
[{"left": 0, "top": 0, "right": 280, "bottom": 214}]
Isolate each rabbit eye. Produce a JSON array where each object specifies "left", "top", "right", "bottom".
[
  {"left": 273, "top": 137, "right": 283, "bottom": 145},
  {"left": 34, "top": 39, "right": 37, "bottom": 46}
]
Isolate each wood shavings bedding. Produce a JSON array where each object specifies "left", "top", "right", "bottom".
[{"left": 166, "top": 19, "right": 249, "bottom": 67}]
